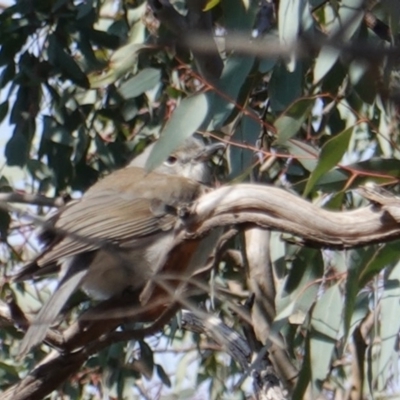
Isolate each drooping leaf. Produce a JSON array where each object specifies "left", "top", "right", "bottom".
[
  {"left": 0, "top": 101, "right": 8, "bottom": 124},
  {"left": 311, "top": 284, "right": 342, "bottom": 339},
  {"left": 118, "top": 68, "right": 161, "bottom": 99},
  {"left": 310, "top": 284, "right": 342, "bottom": 394},
  {"left": 229, "top": 114, "right": 261, "bottom": 179},
  {"left": 269, "top": 61, "right": 304, "bottom": 113},
  {"left": 89, "top": 43, "right": 146, "bottom": 88},
  {"left": 378, "top": 261, "right": 400, "bottom": 386},
  {"left": 156, "top": 364, "right": 171, "bottom": 387},
  {"left": 42, "top": 116, "right": 75, "bottom": 147},
  {"left": 47, "top": 35, "right": 89, "bottom": 88},
  {"left": 313, "top": 0, "right": 364, "bottom": 83},
  {"left": 292, "top": 333, "right": 312, "bottom": 399},
  {"left": 138, "top": 340, "right": 154, "bottom": 379},
  {"left": 145, "top": 93, "right": 210, "bottom": 171},
  {"left": 343, "top": 248, "right": 375, "bottom": 339},
  {"left": 275, "top": 98, "right": 314, "bottom": 144},
  {"left": 0, "top": 62, "right": 15, "bottom": 88},
  {"left": 5, "top": 133, "right": 29, "bottom": 167},
  {"left": 203, "top": 0, "right": 221, "bottom": 11},
  {"left": 278, "top": 0, "right": 307, "bottom": 71},
  {"left": 208, "top": 55, "right": 255, "bottom": 130},
  {"left": 274, "top": 248, "right": 324, "bottom": 327},
  {"left": 359, "top": 241, "right": 400, "bottom": 288},
  {"left": 314, "top": 46, "right": 341, "bottom": 84},
  {"left": 304, "top": 126, "right": 353, "bottom": 196}
]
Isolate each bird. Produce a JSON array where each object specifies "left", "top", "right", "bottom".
[{"left": 13, "top": 136, "right": 224, "bottom": 355}]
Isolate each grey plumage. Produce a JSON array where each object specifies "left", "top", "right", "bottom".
[{"left": 14, "top": 137, "right": 223, "bottom": 355}]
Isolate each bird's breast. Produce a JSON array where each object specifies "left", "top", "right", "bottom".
[{"left": 80, "top": 232, "right": 174, "bottom": 300}]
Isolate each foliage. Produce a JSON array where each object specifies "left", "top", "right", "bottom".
[{"left": 1, "top": 0, "right": 400, "bottom": 398}]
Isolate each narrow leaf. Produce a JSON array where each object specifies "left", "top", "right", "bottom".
[
  {"left": 312, "top": 284, "right": 342, "bottom": 338},
  {"left": 275, "top": 99, "right": 314, "bottom": 144},
  {"left": 48, "top": 35, "right": 89, "bottom": 88},
  {"left": 379, "top": 261, "right": 400, "bottom": 379},
  {"left": 119, "top": 68, "right": 161, "bottom": 99},
  {"left": 145, "top": 93, "right": 209, "bottom": 171},
  {"left": 304, "top": 126, "right": 353, "bottom": 196},
  {"left": 209, "top": 55, "right": 255, "bottom": 130},
  {"left": 310, "top": 284, "right": 342, "bottom": 394},
  {"left": 203, "top": 0, "right": 220, "bottom": 11}
]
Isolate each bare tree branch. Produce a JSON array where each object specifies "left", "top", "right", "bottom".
[{"left": 183, "top": 184, "right": 400, "bottom": 248}]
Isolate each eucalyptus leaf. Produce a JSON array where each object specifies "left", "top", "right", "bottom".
[
  {"left": 269, "top": 61, "right": 304, "bottom": 113},
  {"left": 378, "top": 261, "right": 400, "bottom": 383},
  {"left": 47, "top": 34, "right": 89, "bottom": 88},
  {"left": 119, "top": 68, "right": 161, "bottom": 99},
  {"left": 304, "top": 126, "right": 353, "bottom": 196},
  {"left": 208, "top": 55, "right": 255, "bottom": 130},
  {"left": 145, "top": 93, "right": 210, "bottom": 171},
  {"left": 310, "top": 284, "right": 342, "bottom": 394},
  {"left": 275, "top": 98, "right": 314, "bottom": 144}
]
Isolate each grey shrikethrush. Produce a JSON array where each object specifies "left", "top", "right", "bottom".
[{"left": 14, "top": 136, "right": 224, "bottom": 355}]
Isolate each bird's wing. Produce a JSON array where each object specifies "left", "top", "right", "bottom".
[
  {"left": 15, "top": 167, "right": 203, "bottom": 279},
  {"left": 39, "top": 193, "right": 177, "bottom": 266}
]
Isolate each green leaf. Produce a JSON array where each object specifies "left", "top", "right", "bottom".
[
  {"left": 275, "top": 99, "right": 314, "bottom": 144},
  {"left": 310, "top": 284, "right": 342, "bottom": 394},
  {"left": 359, "top": 241, "right": 400, "bottom": 288},
  {"left": 139, "top": 340, "right": 154, "bottom": 379},
  {"left": 313, "top": 0, "right": 364, "bottom": 83},
  {"left": 42, "top": 115, "right": 75, "bottom": 147},
  {"left": 343, "top": 291, "right": 369, "bottom": 342},
  {"left": 118, "top": 68, "right": 161, "bottom": 99},
  {"left": 0, "top": 62, "right": 15, "bottom": 88},
  {"left": 203, "top": 0, "right": 220, "bottom": 11},
  {"left": 0, "top": 209, "right": 11, "bottom": 240},
  {"left": 208, "top": 55, "right": 255, "bottom": 130},
  {"left": 343, "top": 248, "right": 374, "bottom": 338},
  {"left": 311, "top": 284, "right": 342, "bottom": 339},
  {"left": 283, "top": 139, "right": 319, "bottom": 172},
  {"left": 26, "top": 159, "right": 53, "bottom": 181},
  {"left": 351, "top": 158, "right": 400, "bottom": 177},
  {"left": 0, "top": 101, "right": 8, "bottom": 124},
  {"left": 89, "top": 43, "right": 145, "bottom": 88},
  {"left": 156, "top": 364, "right": 171, "bottom": 387},
  {"left": 221, "top": 0, "right": 257, "bottom": 31},
  {"left": 121, "top": 99, "right": 138, "bottom": 122},
  {"left": 85, "top": 29, "right": 121, "bottom": 49},
  {"left": 313, "top": 46, "right": 341, "bottom": 84},
  {"left": 76, "top": 0, "right": 94, "bottom": 19},
  {"left": 269, "top": 61, "right": 304, "bottom": 113},
  {"left": 304, "top": 126, "right": 353, "bottom": 196},
  {"left": 378, "top": 261, "right": 400, "bottom": 381},
  {"left": 274, "top": 248, "right": 324, "bottom": 327},
  {"left": 145, "top": 93, "right": 210, "bottom": 171},
  {"left": 278, "top": 0, "right": 307, "bottom": 71},
  {"left": 229, "top": 115, "right": 261, "bottom": 179},
  {"left": 309, "top": 331, "right": 336, "bottom": 394},
  {"left": 292, "top": 334, "right": 312, "bottom": 398},
  {"left": 47, "top": 34, "right": 89, "bottom": 88},
  {"left": 5, "top": 133, "right": 28, "bottom": 167}
]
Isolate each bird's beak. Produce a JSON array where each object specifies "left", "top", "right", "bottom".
[{"left": 195, "top": 142, "right": 226, "bottom": 161}]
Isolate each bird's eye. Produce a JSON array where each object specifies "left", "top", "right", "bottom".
[{"left": 164, "top": 156, "right": 178, "bottom": 166}]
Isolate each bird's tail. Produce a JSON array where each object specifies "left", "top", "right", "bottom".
[{"left": 18, "top": 258, "right": 89, "bottom": 356}]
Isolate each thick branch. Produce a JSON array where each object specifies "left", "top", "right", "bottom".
[{"left": 183, "top": 184, "right": 400, "bottom": 248}]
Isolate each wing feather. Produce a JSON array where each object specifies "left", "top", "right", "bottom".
[
  {"left": 39, "top": 195, "right": 175, "bottom": 266},
  {"left": 28, "top": 167, "right": 203, "bottom": 272}
]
